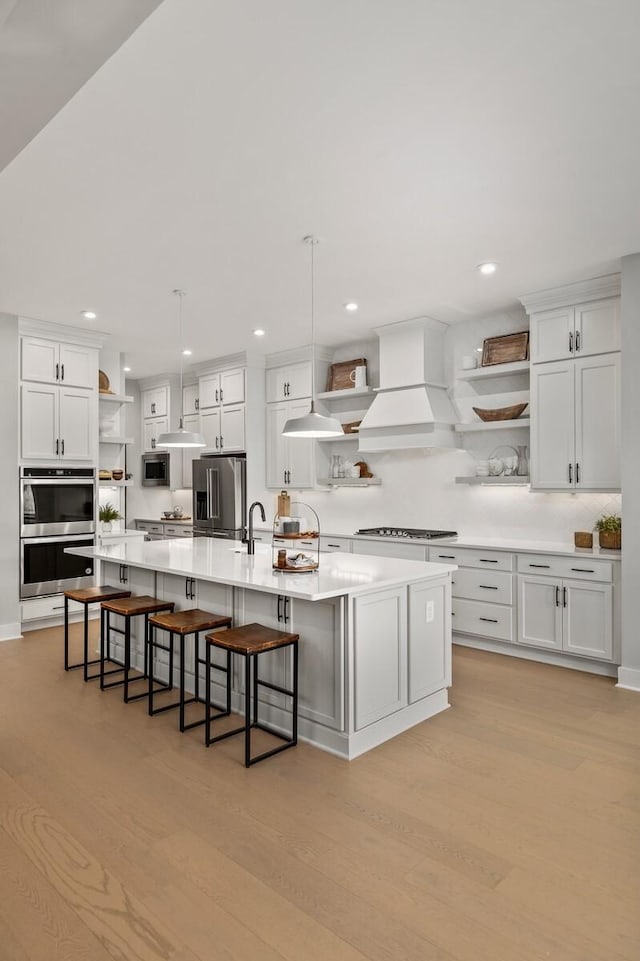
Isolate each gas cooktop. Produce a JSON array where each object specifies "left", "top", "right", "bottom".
[{"left": 355, "top": 527, "right": 457, "bottom": 540}]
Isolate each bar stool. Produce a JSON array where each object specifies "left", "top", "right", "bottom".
[
  {"left": 146, "top": 608, "right": 232, "bottom": 731},
  {"left": 64, "top": 585, "right": 132, "bottom": 681},
  {"left": 203, "top": 622, "right": 299, "bottom": 767},
  {"left": 100, "top": 595, "right": 175, "bottom": 702}
]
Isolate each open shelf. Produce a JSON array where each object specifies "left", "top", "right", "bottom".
[
  {"left": 456, "top": 361, "right": 530, "bottom": 382},
  {"left": 455, "top": 475, "right": 530, "bottom": 485},
  {"left": 99, "top": 479, "right": 133, "bottom": 488},
  {"left": 316, "top": 387, "right": 375, "bottom": 401},
  {"left": 317, "top": 433, "right": 359, "bottom": 443},
  {"left": 99, "top": 435, "right": 134, "bottom": 445},
  {"left": 99, "top": 393, "right": 135, "bottom": 404},
  {"left": 319, "top": 477, "right": 381, "bottom": 487},
  {"left": 455, "top": 417, "right": 530, "bottom": 433}
]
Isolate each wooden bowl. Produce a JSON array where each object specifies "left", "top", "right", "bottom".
[{"left": 472, "top": 403, "right": 528, "bottom": 422}]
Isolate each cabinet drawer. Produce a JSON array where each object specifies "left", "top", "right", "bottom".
[
  {"left": 452, "top": 598, "right": 514, "bottom": 641},
  {"left": 165, "top": 525, "right": 192, "bottom": 537},
  {"left": 320, "top": 536, "right": 352, "bottom": 553},
  {"left": 22, "top": 595, "right": 68, "bottom": 621},
  {"left": 452, "top": 568, "right": 513, "bottom": 605},
  {"left": 517, "top": 554, "right": 613, "bottom": 582},
  {"left": 137, "top": 522, "right": 164, "bottom": 535},
  {"left": 430, "top": 547, "right": 514, "bottom": 572},
  {"left": 273, "top": 535, "right": 319, "bottom": 550}
]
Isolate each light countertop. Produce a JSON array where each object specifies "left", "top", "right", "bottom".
[
  {"left": 67, "top": 538, "right": 455, "bottom": 601},
  {"left": 429, "top": 535, "right": 621, "bottom": 559},
  {"left": 134, "top": 517, "right": 192, "bottom": 525}
]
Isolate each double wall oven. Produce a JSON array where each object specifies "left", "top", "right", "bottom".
[{"left": 20, "top": 467, "right": 96, "bottom": 598}]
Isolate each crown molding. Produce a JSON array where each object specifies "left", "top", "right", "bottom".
[
  {"left": 519, "top": 273, "right": 621, "bottom": 312},
  {"left": 18, "top": 316, "right": 109, "bottom": 349}
]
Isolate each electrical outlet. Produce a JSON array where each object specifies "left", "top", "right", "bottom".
[{"left": 426, "top": 600, "right": 435, "bottom": 623}]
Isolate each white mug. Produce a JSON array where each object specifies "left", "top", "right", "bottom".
[
  {"left": 462, "top": 355, "right": 477, "bottom": 370},
  {"left": 350, "top": 365, "right": 367, "bottom": 389}
]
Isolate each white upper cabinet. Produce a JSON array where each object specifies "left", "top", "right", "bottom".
[
  {"left": 266, "top": 362, "right": 312, "bottom": 403},
  {"left": 531, "top": 354, "right": 620, "bottom": 491},
  {"left": 142, "top": 417, "right": 168, "bottom": 452},
  {"left": 21, "top": 337, "right": 96, "bottom": 389},
  {"left": 142, "top": 386, "right": 168, "bottom": 419},
  {"left": 183, "top": 384, "right": 199, "bottom": 415},
  {"left": 181, "top": 414, "right": 201, "bottom": 487},
  {"left": 266, "top": 401, "right": 315, "bottom": 488},
  {"left": 220, "top": 404, "right": 245, "bottom": 452},
  {"left": 200, "top": 407, "right": 221, "bottom": 450},
  {"left": 21, "top": 383, "right": 94, "bottom": 462},
  {"left": 58, "top": 387, "right": 94, "bottom": 461},
  {"left": 199, "top": 367, "right": 245, "bottom": 409},
  {"left": 530, "top": 298, "right": 620, "bottom": 364}
]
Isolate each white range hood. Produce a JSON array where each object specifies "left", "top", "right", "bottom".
[{"left": 358, "top": 317, "right": 458, "bottom": 452}]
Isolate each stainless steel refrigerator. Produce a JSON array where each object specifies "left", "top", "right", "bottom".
[{"left": 192, "top": 454, "right": 247, "bottom": 539}]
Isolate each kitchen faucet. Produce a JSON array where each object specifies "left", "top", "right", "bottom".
[{"left": 245, "top": 501, "right": 266, "bottom": 554}]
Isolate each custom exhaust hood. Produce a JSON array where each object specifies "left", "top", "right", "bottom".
[{"left": 357, "top": 318, "right": 458, "bottom": 451}]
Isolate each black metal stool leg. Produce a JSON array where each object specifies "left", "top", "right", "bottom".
[
  {"left": 179, "top": 632, "right": 186, "bottom": 732},
  {"left": 82, "top": 601, "right": 89, "bottom": 682},
  {"left": 205, "top": 643, "right": 211, "bottom": 744},
  {"left": 124, "top": 615, "right": 131, "bottom": 702},
  {"left": 292, "top": 640, "right": 298, "bottom": 746},
  {"left": 226, "top": 650, "right": 232, "bottom": 713},
  {"left": 100, "top": 609, "right": 108, "bottom": 689},
  {"left": 253, "top": 651, "right": 259, "bottom": 725},
  {"left": 245, "top": 654, "right": 252, "bottom": 768},
  {"left": 64, "top": 595, "right": 70, "bottom": 670},
  {"left": 168, "top": 631, "right": 174, "bottom": 691}
]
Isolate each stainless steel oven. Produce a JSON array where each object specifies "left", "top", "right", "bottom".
[
  {"left": 20, "top": 467, "right": 95, "bottom": 536},
  {"left": 20, "top": 534, "right": 95, "bottom": 598}
]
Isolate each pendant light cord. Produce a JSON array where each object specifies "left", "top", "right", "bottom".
[
  {"left": 173, "top": 288, "right": 185, "bottom": 429},
  {"left": 304, "top": 235, "right": 318, "bottom": 411}
]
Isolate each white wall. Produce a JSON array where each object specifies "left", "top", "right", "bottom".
[
  {"left": 619, "top": 254, "right": 640, "bottom": 689},
  {"left": 0, "top": 314, "right": 20, "bottom": 639}
]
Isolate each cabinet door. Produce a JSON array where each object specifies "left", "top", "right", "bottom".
[
  {"left": 21, "top": 384, "right": 59, "bottom": 460},
  {"left": 266, "top": 404, "right": 289, "bottom": 488},
  {"left": 563, "top": 580, "right": 613, "bottom": 660},
  {"left": 265, "top": 368, "right": 287, "bottom": 403},
  {"left": 574, "top": 298, "right": 620, "bottom": 357},
  {"left": 295, "top": 597, "right": 345, "bottom": 730},
  {"left": 220, "top": 368, "right": 245, "bottom": 405},
  {"left": 530, "top": 361, "right": 575, "bottom": 489},
  {"left": 183, "top": 384, "right": 199, "bottom": 416},
  {"left": 59, "top": 344, "right": 96, "bottom": 389},
  {"left": 59, "top": 388, "right": 94, "bottom": 461},
  {"left": 21, "top": 337, "right": 59, "bottom": 384},
  {"left": 285, "top": 401, "right": 315, "bottom": 488},
  {"left": 530, "top": 307, "right": 574, "bottom": 363},
  {"left": 286, "top": 363, "right": 312, "bottom": 400},
  {"left": 517, "top": 575, "right": 563, "bottom": 650},
  {"left": 142, "top": 387, "right": 168, "bottom": 419},
  {"left": 199, "top": 373, "right": 220, "bottom": 409},
  {"left": 181, "top": 414, "right": 201, "bottom": 487},
  {"left": 239, "top": 589, "right": 291, "bottom": 710},
  {"left": 220, "top": 405, "right": 245, "bottom": 452},
  {"left": 353, "top": 586, "right": 407, "bottom": 729},
  {"left": 200, "top": 408, "right": 221, "bottom": 450},
  {"left": 408, "top": 578, "right": 451, "bottom": 703},
  {"left": 574, "top": 354, "right": 620, "bottom": 491},
  {"left": 143, "top": 417, "right": 168, "bottom": 451}
]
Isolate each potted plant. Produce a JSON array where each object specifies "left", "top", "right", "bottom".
[
  {"left": 99, "top": 502, "right": 121, "bottom": 533},
  {"left": 595, "top": 514, "right": 621, "bottom": 550}
]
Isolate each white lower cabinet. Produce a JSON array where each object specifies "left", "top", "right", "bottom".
[
  {"left": 518, "top": 574, "right": 613, "bottom": 660},
  {"left": 100, "top": 562, "right": 156, "bottom": 668},
  {"left": 408, "top": 577, "right": 451, "bottom": 702},
  {"left": 353, "top": 586, "right": 407, "bottom": 729}
]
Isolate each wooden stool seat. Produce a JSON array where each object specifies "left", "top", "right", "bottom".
[
  {"left": 146, "top": 608, "right": 232, "bottom": 731},
  {"left": 204, "top": 622, "right": 299, "bottom": 767},
  {"left": 149, "top": 608, "right": 232, "bottom": 635},
  {"left": 99, "top": 596, "right": 174, "bottom": 702},
  {"left": 205, "top": 622, "right": 299, "bottom": 655},
  {"left": 64, "top": 585, "right": 132, "bottom": 680},
  {"left": 102, "top": 595, "right": 174, "bottom": 617}
]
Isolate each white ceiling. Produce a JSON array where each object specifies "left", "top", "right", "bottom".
[
  {"left": 0, "top": 0, "right": 639, "bottom": 378},
  {"left": 0, "top": 0, "right": 163, "bottom": 172}
]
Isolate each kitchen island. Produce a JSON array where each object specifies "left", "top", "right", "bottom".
[{"left": 67, "top": 539, "right": 455, "bottom": 759}]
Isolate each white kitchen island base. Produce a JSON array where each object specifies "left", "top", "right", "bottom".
[{"left": 66, "top": 539, "right": 455, "bottom": 760}]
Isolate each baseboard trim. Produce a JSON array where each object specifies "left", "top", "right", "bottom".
[
  {"left": 0, "top": 622, "right": 23, "bottom": 642},
  {"left": 616, "top": 666, "right": 640, "bottom": 692}
]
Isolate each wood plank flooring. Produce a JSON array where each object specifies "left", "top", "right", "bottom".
[{"left": 0, "top": 622, "right": 638, "bottom": 961}]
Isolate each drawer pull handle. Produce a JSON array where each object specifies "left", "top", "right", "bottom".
[
  {"left": 438, "top": 554, "right": 456, "bottom": 559},
  {"left": 571, "top": 567, "right": 594, "bottom": 573},
  {"left": 327, "top": 543, "right": 341, "bottom": 548},
  {"left": 479, "top": 559, "right": 498, "bottom": 564},
  {"left": 479, "top": 585, "right": 498, "bottom": 590},
  {"left": 479, "top": 617, "right": 498, "bottom": 623},
  {"left": 529, "top": 563, "right": 550, "bottom": 568},
  {"left": 52, "top": 604, "right": 65, "bottom": 610}
]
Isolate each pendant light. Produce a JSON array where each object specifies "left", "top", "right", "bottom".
[
  {"left": 282, "top": 236, "right": 343, "bottom": 438},
  {"left": 157, "top": 289, "right": 206, "bottom": 448}
]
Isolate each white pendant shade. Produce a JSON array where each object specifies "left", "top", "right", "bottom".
[
  {"left": 156, "top": 427, "right": 206, "bottom": 448},
  {"left": 282, "top": 403, "right": 343, "bottom": 438}
]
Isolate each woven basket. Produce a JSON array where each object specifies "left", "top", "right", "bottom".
[
  {"left": 599, "top": 530, "right": 621, "bottom": 550},
  {"left": 472, "top": 402, "right": 528, "bottom": 422}
]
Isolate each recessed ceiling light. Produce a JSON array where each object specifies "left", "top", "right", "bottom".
[
  {"left": 344, "top": 302, "right": 359, "bottom": 312},
  {"left": 182, "top": 348, "right": 192, "bottom": 356},
  {"left": 81, "top": 310, "right": 97, "bottom": 319},
  {"left": 477, "top": 262, "right": 498, "bottom": 275},
  {"left": 123, "top": 366, "right": 131, "bottom": 372},
  {"left": 253, "top": 328, "right": 265, "bottom": 337}
]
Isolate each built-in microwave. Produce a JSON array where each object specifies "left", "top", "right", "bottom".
[{"left": 141, "top": 451, "right": 173, "bottom": 487}]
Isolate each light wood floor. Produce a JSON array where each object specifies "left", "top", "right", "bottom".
[{"left": 0, "top": 623, "right": 638, "bottom": 961}]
